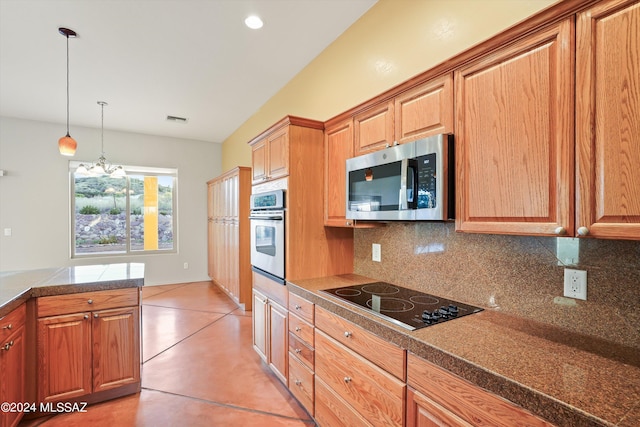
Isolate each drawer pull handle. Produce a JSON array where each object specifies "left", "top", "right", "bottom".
[
  {"left": 295, "top": 380, "right": 302, "bottom": 386},
  {"left": 295, "top": 348, "right": 302, "bottom": 354},
  {"left": 343, "top": 376, "right": 352, "bottom": 383},
  {"left": 295, "top": 327, "right": 301, "bottom": 332},
  {"left": 2, "top": 340, "right": 14, "bottom": 351},
  {"left": 2, "top": 323, "right": 12, "bottom": 330},
  {"left": 87, "top": 299, "right": 93, "bottom": 304},
  {"left": 344, "top": 331, "right": 352, "bottom": 338},
  {"left": 295, "top": 305, "right": 301, "bottom": 310}
]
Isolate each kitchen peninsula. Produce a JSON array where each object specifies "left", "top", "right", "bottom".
[{"left": 0, "top": 263, "right": 144, "bottom": 426}]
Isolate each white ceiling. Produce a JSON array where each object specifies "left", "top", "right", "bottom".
[{"left": 0, "top": 0, "right": 377, "bottom": 143}]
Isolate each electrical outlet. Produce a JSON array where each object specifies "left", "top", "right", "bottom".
[
  {"left": 372, "top": 243, "right": 381, "bottom": 262},
  {"left": 563, "top": 268, "right": 587, "bottom": 300},
  {"left": 183, "top": 262, "right": 189, "bottom": 269}
]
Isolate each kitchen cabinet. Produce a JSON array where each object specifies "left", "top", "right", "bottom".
[
  {"left": 407, "top": 353, "right": 554, "bottom": 427},
  {"left": 394, "top": 74, "right": 454, "bottom": 145},
  {"left": 252, "top": 271, "right": 288, "bottom": 385},
  {"left": 0, "top": 304, "right": 26, "bottom": 427},
  {"left": 250, "top": 119, "right": 306, "bottom": 185},
  {"left": 455, "top": 18, "right": 574, "bottom": 236},
  {"left": 287, "top": 293, "right": 315, "bottom": 415},
  {"left": 207, "top": 167, "right": 252, "bottom": 310},
  {"left": 314, "top": 306, "right": 406, "bottom": 427},
  {"left": 353, "top": 100, "right": 395, "bottom": 155},
  {"left": 36, "top": 288, "right": 140, "bottom": 403},
  {"left": 575, "top": 0, "right": 640, "bottom": 240}
]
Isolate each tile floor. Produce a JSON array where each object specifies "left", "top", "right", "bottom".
[{"left": 20, "top": 282, "right": 316, "bottom": 427}]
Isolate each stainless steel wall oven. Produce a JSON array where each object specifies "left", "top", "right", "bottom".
[{"left": 249, "top": 189, "right": 285, "bottom": 284}]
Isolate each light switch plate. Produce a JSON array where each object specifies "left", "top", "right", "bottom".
[{"left": 372, "top": 243, "right": 381, "bottom": 262}]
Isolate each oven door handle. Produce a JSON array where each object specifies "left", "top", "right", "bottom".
[{"left": 249, "top": 215, "right": 284, "bottom": 221}]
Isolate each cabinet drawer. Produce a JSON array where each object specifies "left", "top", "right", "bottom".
[
  {"left": 289, "top": 332, "right": 314, "bottom": 370},
  {"left": 288, "top": 293, "right": 314, "bottom": 324},
  {"left": 315, "top": 305, "right": 405, "bottom": 380},
  {"left": 315, "top": 377, "right": 374, "bottom": 427},
  {"left": 407, "top": 353, "right": 554, "bottom": 427},
  {"left": 1, "top": 303, "right": 26, "bottom": 342},
  {"left": 315, "top": 330, "right": 404, "bottom": 427},
  {"left": 37, "top": 288, "right": 139, "bottom": 317},
  {"left": 288, "top": 353, "right": 314, "bottom": 416},
  {"left": 289, "top": 313, "right": 314, "bottom": 345}
]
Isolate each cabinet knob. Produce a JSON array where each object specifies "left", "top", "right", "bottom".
[
  {"left": 87, "top": 299, "right": 93, "bottom": 304},
  {"left": 295, "top": 327, "right": 301, "bottom": 332},
  {"left": 346, "top": 221, "right": 352, "bottom": 226},
  {"left": 577, "top": 226, "right": 590, "bottom": 236},
  {"left": 343, "top": 376, "right": 352, "bottom": 383},
  {"left": 295, "top": 380, "right": 302, "bottom": 386},
  {"left": 94, "top": 313, "right": 99, "bottom": 318},
  {"left": 344, "top": 331, "right": 352, "bottom": 338},
  {"left": 2, "top": 323, "right": 12, "bottom": 330},
  {"left": 84, "top": 314, "right": 89, "bottom": 320},
  {"left": 295, "top": 348, "right": 302, "bottom": 354},
  {"left": 2, "top": 340, "right": 13, "bottom": 351},
  {"left": 295, "top": 305, "right": 301, "bottom": 310},
  {"left": 554, "top": 226, "right": 567, "bottom": 236}
]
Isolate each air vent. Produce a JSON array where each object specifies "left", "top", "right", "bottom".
[{"left": 166, "top": 115, "right": 188, "bottom": 123}]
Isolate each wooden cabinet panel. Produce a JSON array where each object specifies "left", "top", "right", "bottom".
[
  {"left": 324, "top": 118, "right": 354, "bottom": 227},
  {"left": 455, "top": 19, "right": 574, "bottom": 236},
  {"left": 315, "top": 377, "right": 374, "bottom": 427},
  {"left": 268, "top": 300, "right": 288, "bottom": 385},
  {"left": 315, "top": 306, "right": 405, "bottom": 380},
  {"left": 266, "top": 127, "right": 289, "bottom": 181},
  {"left": 37, "top": 312, "right": 92, "bottom": 402},
  {"left": 354, "top": 101, "right": 395, "bottom": 155},
  {"left": 37, "top": 288, "right": 139, "bottom": 318},
  {"left": 407, "top": 353, "right": 554, "bottom": 427},
  {"left": 251, "top": 139, "right": 268, "bottom": 183},
  {"left": 289, "top": 313, "right": 314, "bottom": 346},
  {"left": 288, "top": 353, "right": 314, "bottom": 415},
  {"left": 92, "top": 306, "right": 140, "bottom": 393},
  {"left": 288, "top": 293, "right": 314, "bottom": 324},
  {"left": 395, "top": 74, "right": 454, "bottom": 144},
  {"left": 407, "top": 387, "right": 473, "bottom": 427},
  {"left": 1, "top": 305, "right": 26, "bottom": 427},
  {"left": 576, "top": 0, "right": 640, "bottom": 239},
  {"left": 288, "top": 332, "right": 314, "bottom": 370},
  {"left": 252, "top": 289, "right": 268, "bottom": 363},
  {"left": 315, "top": 330, "right": 405, "bottom": 427}
]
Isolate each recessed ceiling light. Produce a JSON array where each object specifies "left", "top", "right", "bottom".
[{"left": 245, "top": 15, "right": 263, "bottom": 30}]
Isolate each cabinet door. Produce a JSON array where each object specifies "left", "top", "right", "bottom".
[
  {"left": 354, "top": 100, "right": 395, "bottom": 155},
  {"left": 576, "top": 0, "right": 640, "bottom": 239},
  {"left": 92, "top": 306, "right": 140, "bottom": 393},
  {"left": 407, "top": 387, "right": 473, "bottom": 427},
  {"left": 455, "top": 19, "right": 574, "bottom": 236},
  {"left": 395, "top": 74, "right": 454, "bottom": 144},
  {"left": 251, "top": 138, "right": 268, "bottom": 184},
  {"left": 324, "top": 119, "right": 354, "bottom": 227},
  {"left": 252, "top": 290, "right": 268, "bottom": 362},
  {"left": 37, "top": 312, "right": 92, "bottom": 402},
  {"left": 0, "top": 325, "right": 25, "bottom": 427},
  {"left": 267, "top": 127, "right": 289, "bottom": 181},
  {"left": 268, "top": 300, "right": 288, "bottom": 385}
]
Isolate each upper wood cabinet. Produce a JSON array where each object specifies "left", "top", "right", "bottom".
[
  {"left": 354, "top": 100, "right": 395, "bottom": 155},
  {"left": 324, "top": 118, "right": 354, "bottom": 227},
  {"left": 394, "top": 74, "right": 453, "bottom": 144},
  {"left": 250, "top": 119, "right": 299, "bottom": 184},
  {"left": 575, "top": 0, "right": 640, "bottom": 240},
  {"left": 455, "top": 19, "right": 575, "bottom": 236}
]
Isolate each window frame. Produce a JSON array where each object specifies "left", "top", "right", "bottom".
[{"left": 69, "top": 161, "right": 178, "bottom": 258}]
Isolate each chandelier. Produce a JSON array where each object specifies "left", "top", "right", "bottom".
[{"left": 76, "top": 101, "right": 126, "bottom": 178}]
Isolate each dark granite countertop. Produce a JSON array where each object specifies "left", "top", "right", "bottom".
[
  {"left": 287, "top": 274, "right": 640, "bottom": 427},
  {"left": 0, "top": 263, "right": 145, "bottom": 317}
]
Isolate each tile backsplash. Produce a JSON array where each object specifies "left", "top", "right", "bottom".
[{"left": 354, "top": 222, "right": 640, "bottom": 350}]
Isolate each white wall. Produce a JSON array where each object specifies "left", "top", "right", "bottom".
[{"left": 0, "top": 116, "right": 222, "bottom": 285}]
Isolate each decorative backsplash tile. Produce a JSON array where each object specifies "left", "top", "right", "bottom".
[{"left": 354, "top": 222, "right": 640, "bottom": 349}]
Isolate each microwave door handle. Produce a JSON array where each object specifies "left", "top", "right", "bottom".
[
  {"left": 408, "top": 159, "right": 417, "bottom": 209},
  {"left": 249, "top": 215, "right": 284, "bottom": 220},
  {"left": 399, "top": 158, "right": 408, "bottom": 210}
]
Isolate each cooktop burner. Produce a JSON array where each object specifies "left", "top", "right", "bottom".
[{"left": 320, "top": 282, "right": 483, "bottom": 330}]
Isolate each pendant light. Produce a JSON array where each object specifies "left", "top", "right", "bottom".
[
  {"left": 58, "top": 27, "right": 78, "bottom": 156},
  {"left": 76, "top": 102, "right": 126, "bottom": 178}
]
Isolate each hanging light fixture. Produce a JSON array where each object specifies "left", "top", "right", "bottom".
[
  {"left": 76, "top": 102, "right": 126, "bottom": 178},
  {"left": 58, "top": 27, "right": 78, "bottom": 156}
]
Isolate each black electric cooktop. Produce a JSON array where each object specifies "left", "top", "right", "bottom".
[{"left": 320, "top": 282, "right": 483, "bottom": 331}]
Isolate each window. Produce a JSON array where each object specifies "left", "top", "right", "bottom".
[{"left": 70, "top": 163, "right": 177, "bottom": 257}]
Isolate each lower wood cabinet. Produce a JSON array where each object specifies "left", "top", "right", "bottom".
[
  {"left": 407, "top": 353, "right": 554, "bottom": 427},
  {"left": 35, "top": 288, "right": 140, "bottom": 403},
  {"left": 287, "top": 293, "right": 315, "bottom": 415},
  {"left": 0, "top": 304, "right": 26, "bottom": 427},
  {"left": 252, "top": 272, "right": 288, "bottom": 385}
]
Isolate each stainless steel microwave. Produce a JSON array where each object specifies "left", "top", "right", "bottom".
[{"left": 345, "top": 134, "right": 454, "bottom": 221}]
